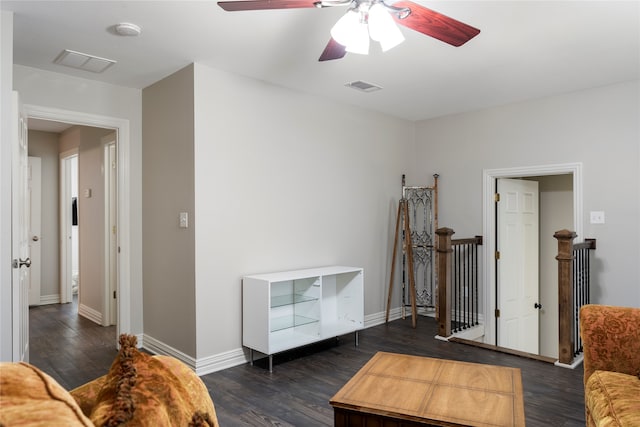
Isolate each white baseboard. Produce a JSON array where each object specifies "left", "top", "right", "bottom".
[
  {"left": 141, "top": 333, "right": 248, "bottom": 376},
  {"left": 452, "top": 324, "right": 485, "bottom": 341},
  {"left": 141, "top": 334, "right": 197, "bottom": 370},
  {"left": 39, "top": 294, "right": 61, "bottom": 305},
  {"left": 554, "top": 354, "right": 583, "bottom": 369},
  {"left": 140, "top": 307, "right": 421, "bottom": 377},
  {"left": 364, "top": 307, "right": 403, "bottom": 327},
  {"left": 194, "top": 348, "right": 248, "bottom": 376},
  {"left": 78, "top": 303, "right": 102, "bottom": 325}
]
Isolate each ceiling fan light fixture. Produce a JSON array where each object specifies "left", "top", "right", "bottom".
[
  {"left": 346, "top": 20, "right": 370, "bottom": 54},
  {"left": 330, "top": 9, "right": 369, "bottom": 55},
  {"left": 368, "top": 3, "right": 405, "bottom": 51},
  {"left": 330, "top": 9, "right": 357, "bottom": 46}
]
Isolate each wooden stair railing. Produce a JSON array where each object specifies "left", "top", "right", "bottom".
[
  {"left": 436, "top": 227, "right": 454, "bottom": 337},
  {"left": 436, "top": 228, "right": 483, "bottom": 338},
  {"left": 554, "top": 229, "right": 596, "bottom": 365}
]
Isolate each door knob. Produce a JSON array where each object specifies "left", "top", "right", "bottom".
[
  {"left": 32, "top": 236, "right": 39, "bottom": 242},
  {"left": 534, "top": 303, "right": 542, "bottom": 309},
  {"left": 12, "top": 258, "right": 31, "bottom": 268}
]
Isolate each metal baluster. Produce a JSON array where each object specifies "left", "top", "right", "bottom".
[{"left": 474, "top": 243, "right": 479, "bottom": 325}]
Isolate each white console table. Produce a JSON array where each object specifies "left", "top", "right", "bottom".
[{"left": 242, "top": 266, "right": 364, "bottom": 371}]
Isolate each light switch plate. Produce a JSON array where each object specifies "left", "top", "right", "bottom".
[
  {"left": 179, "top": 212, "right": 188, "bottom": 228},
  {"left": 590, "top": 211, "right": 605, "bottom": 224}
]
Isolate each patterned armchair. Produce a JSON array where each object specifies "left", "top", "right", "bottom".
[
  {"left": 580, "top": 304, "right": 640, "bottom": 427},
  {"left": 1, "top": 335, "right": 219, "bottom": 426}
]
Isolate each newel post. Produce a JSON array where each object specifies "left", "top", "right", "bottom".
[
  {"left": 554, "top": 229, "right": 577, "bottom": 365},
  {"left": 436, "top": 227, "right": 455, "bottom": 338}
]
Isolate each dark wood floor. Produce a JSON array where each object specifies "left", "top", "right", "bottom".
[{"left": 30, "top": 302, "right": 586, "bottom": 427}]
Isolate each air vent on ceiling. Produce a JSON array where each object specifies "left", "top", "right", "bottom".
[
  {"left": 54, "top": 49, "right": 116, "bottom": 73},
  {"left": 345, "top": 80, "right": 383, "bottom": 93}
]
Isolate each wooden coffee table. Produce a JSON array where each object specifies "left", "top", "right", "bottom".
[{"left": 330, "top": 352, "right": 525, "bottom": 427}]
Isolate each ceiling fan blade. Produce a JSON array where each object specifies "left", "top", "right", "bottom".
[
  {"left": 318, "top": 38, "right": 347, "bottom": 61},
  {"left": 218, "top": 0, "right": 318, "bottom": 11},
  {"left": 392, "top": 1, "right": 480, "bottom": 47}
]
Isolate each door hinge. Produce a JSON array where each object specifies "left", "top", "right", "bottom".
[
  {"left": 495, "top": 251, "right": 500, "bottom": 260},
  {"left": 495, "top": 193, "right": 500, "bottom": 202},
  {"left": 495, "top": 309, "right": 500, "bottom": 318},
  {"left": 113, "top": 291, "right": 116, "bottom": 299}
]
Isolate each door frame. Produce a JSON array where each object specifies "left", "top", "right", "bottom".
[
  {"left": 28, "top": 156, "right": 42, "bottom": 306},
  {"left": 59, "top": 149, "right": 78, "bottom": 305},
  {"left": 24, "top": 104, "right": 131, "bottom": 339},
  {"left": 103, "top": 135, "right": 117, "bottom": 326},
  {"left": 482, "top": 163, "right": 583, "bottom": 347}
]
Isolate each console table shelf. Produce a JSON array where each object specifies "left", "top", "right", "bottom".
[{"left": 243, "top": 266, "right": 364, "bottom": 371}]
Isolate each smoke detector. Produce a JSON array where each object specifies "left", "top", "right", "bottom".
[{"left": 114, "top": 22, "right": 142, "bottom": 36}]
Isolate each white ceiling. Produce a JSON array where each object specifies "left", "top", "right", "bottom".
[{"left": 3, "top": 1, "right": 639, "bottom": 122}]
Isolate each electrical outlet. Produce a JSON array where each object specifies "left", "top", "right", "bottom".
[{"left": 590, "top": 211, "right": 605, "bottom": 224}]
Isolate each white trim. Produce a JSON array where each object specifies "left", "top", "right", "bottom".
[
  {"left": 555, "top": 354, "right": 583, "bottom": 370},
  {"left": 102, "top": 135, "right": 117, "bottom": 327},
  {"left": 482, "top": 163, "right": 583, "bottom": 347},
  {"left": 39, "top": 294, "right": 60, "bottom": 305},
  {"left": 78, "top": 303, "right": 102, "bottom": 325},
  {"left": 140, "top": 308, "right": 410, "bottom": 376},
  {"left": 194, "top": 348, "right": 247, "bottom": 376},
  {"left": 143, "top": 333, "right": 249, "bottom": 376},
  {"left": 364, "top": 306, "right": 403, "bottom": 328},
  {"left": 59, "top": 149, "right": 78, "bottom": 305},
  {"left": 24, "top": 104, "right": 132, "bottom": 343},
  {"left": 142, "top": 334, "right": 198, "bottom": 370}
]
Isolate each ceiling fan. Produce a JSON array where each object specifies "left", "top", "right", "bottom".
[{"left": 217, "top": 0, "right": 480, "bottom": 61}]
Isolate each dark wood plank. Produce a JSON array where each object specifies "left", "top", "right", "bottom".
[
  {"left": 29, "top": 301, "right": 585, "bottom": 426},
  {"left": 29, "top": 297, "right": 117, "bottom": 390}
]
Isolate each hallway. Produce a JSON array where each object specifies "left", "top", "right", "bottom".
[{"left": 29, "top": 298, "right": 116, "bottom": 390}]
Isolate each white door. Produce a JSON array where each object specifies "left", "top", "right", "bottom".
[
  {"left": 11, "top": 91, "right": 30, "bottom": 362},
  {"left": 28, "top": 156, "right": 41, "bottom": 306},
  {"left": 497, "top": 178, "right": 539, "bottom": 354}
]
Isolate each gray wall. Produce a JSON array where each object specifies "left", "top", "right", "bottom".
[
  {"left": 192, "top": 63, "right": 414, "bottom": 358},
  {"left": 414, "top": 80, "right": 640, "bottom": 308},
  {"left": 28, "top": 130, "right": 60, "bottom": 301},
  {"left": 142, "top": 64, "right": 197, "bottom": 355}
]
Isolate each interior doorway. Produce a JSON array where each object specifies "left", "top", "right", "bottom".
[
  {"left": 496, "top": 177, "right": 540, "bottom": 355},
  {"left": 23, "top": 103, "right": 132, "bottom": 347},
  {"left": 30, "top": 121, "right": 117, "bottom": 329},
  {"left": 483, "top": 163, "right": 582, "bottom": 359}
]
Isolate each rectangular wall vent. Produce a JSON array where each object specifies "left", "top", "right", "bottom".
[
  {"left": 54, "top": 49, "right": 116, "bottom": 73},
  {"left": 345, "top": 80, "right": 383, "bottom": 93}
]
